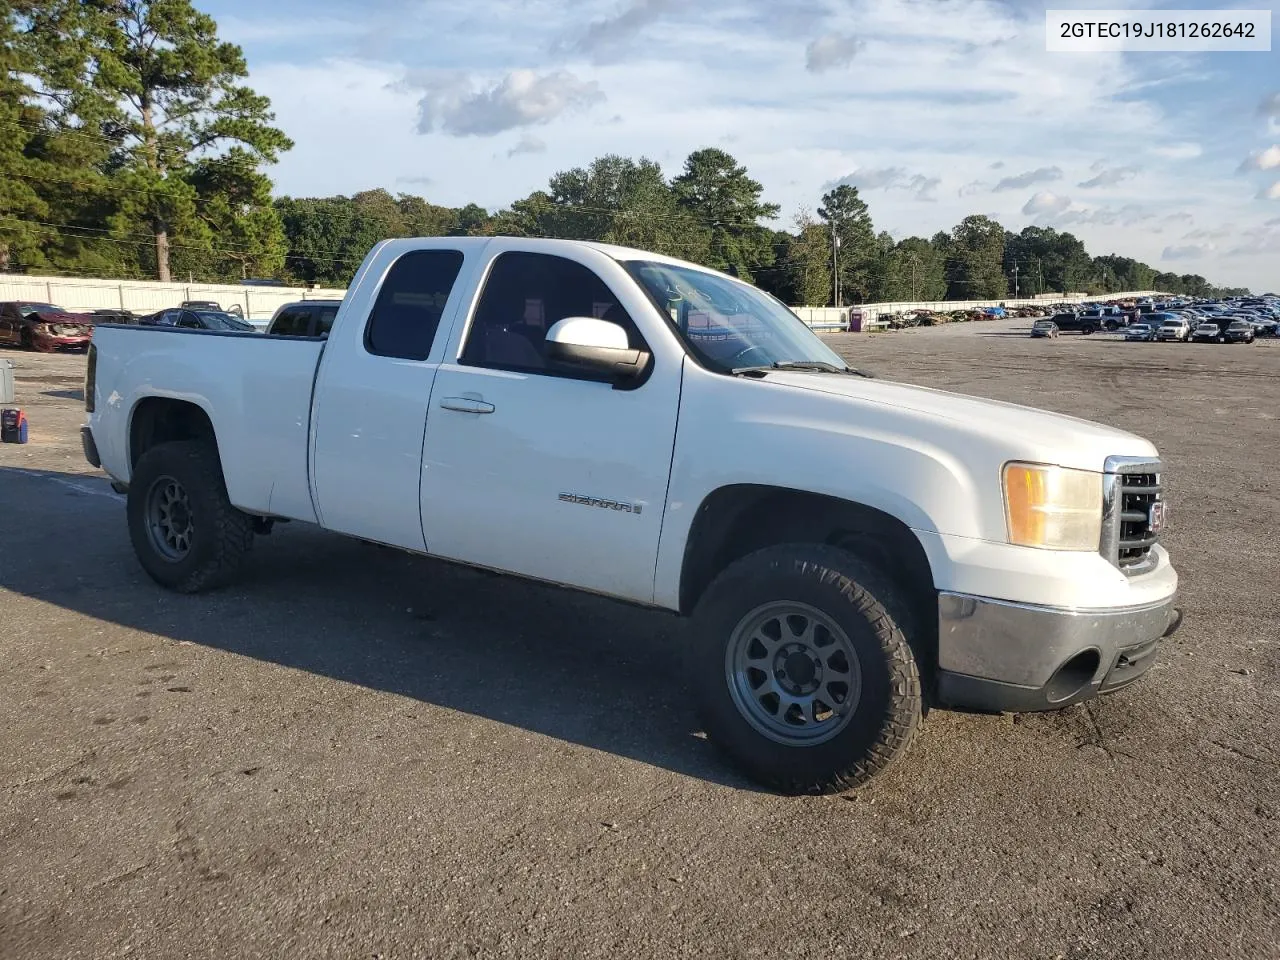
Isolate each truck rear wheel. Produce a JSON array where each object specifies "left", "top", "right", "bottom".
[
  {"left": 691, "top": 545, "right": 922, "bottom": 794},
  {"left": 127, "top": 440, "right": 254, "bottom": 593}
]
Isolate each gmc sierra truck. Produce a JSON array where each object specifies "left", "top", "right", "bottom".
[{"left": 80, "top": 237, "right": 1181, "bottom": 793}]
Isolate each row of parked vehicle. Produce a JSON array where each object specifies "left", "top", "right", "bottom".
[{"left": 1030, "top": 294, "right": 1280, "bottom": 343}]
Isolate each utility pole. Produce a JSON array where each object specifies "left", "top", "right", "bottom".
[
  {"left": 1012, "top": 262, "right": 1019, "bottom": 299},
  {"left": 831, "top": 223, "right": 841, "bottom": 307},
  {"left": 910, "top": 254, "right": 918, "bottom": 301}
]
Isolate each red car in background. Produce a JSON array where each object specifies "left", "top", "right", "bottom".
[{"left": 0, "top": 301, "right": 95, "bottom": 352}]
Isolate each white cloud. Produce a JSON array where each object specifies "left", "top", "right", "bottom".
[
  {"left": 995, "top": 167, "right": 1063, "bottom": 191},
  {"left": 1239, "top": 146, "right": 1280, "bottom": 172},
  {"left": 1162, "top": 244, "right": 1213, "bottom": 260},
  {"left": 567, "top": 0, "right": 675, "bottom": 60},
  {"left": 1260, "top": 182, "right": 1280, "bottom": 201},
  {"left": 1023, "top": 191, "right": 1072, "bottom": 215},
  {"left": 1056, "top": 204, "right": 1154, "bottom": 226},
  {"left": 805, "top": 33, "right": 864, "bottom": 73},
  {"left": 411, "top": 70, "right": 605, "bottom": 136},
  {"left": 989, "top": 161, "right": 1005, "bottom": 170},
  {"left": 1149, "top": 142, "right": 1202, "bottom": 160},
  {"left": 1260, "top": 93, "right": 1280, "bottom": 118},
  {"left": 507, "top": 134, "right": 547, "bottom": 157},
  {"left": 1182, "top": 226, "right": 1232, "bottom": 241},
  {"left": 1078, "top": 165, "right": 1139, "bottom": 188},
  {"left": 827, "top": 166, "right": 940, "bottom": 200}
]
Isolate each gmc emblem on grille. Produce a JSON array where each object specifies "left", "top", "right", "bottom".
[{"left": 1148, "top": 500, "right": 1167, "bottom": 533}]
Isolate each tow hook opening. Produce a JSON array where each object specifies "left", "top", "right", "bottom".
[{"left": 1045, "top": 649, "right": 1101, "bottom": 704}]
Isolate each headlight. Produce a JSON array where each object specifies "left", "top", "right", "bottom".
[{"left": 1003, "top": 462, "right": 1102, "bottom": 550}]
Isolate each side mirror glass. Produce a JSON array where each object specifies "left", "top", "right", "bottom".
[{"left": 545, "top": 317, "right": 649, "bottom": 382}]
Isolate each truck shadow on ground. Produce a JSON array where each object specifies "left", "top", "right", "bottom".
[{"left": 0, "top": 466, "right": 762, "bottom": 791}]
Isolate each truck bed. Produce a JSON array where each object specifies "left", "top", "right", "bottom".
[{"left": 89, "top": 325, "right": 325, "bottom": 523}]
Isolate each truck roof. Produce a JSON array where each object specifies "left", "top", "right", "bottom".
[{"left": 374, "top": 235, "right": 728, "bottom": 276}]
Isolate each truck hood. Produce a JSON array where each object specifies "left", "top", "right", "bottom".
[{"left": 760, "top": 371, "right": 1157, "bottom": 471}]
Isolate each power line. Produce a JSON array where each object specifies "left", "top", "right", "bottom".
[{"left": 0, "top": 215, "right": 363, "bottom": 266}]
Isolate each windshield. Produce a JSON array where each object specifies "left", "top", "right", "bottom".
[
  {"left": 624, "top": 260, "right": 847, "bottom": 373},
  {"left": 20, "top": 303, "right": 64, "bottom": 317}
]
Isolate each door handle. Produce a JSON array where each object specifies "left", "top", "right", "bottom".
[{"left": 439, "top": 396, "right": 495, "bottom": 415}]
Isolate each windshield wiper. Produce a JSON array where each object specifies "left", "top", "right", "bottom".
[{"left": 730, "top": 360, "right": 874, "bottom": 378}]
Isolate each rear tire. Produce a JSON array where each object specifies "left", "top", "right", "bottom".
[
  {"left": 127, "top": 440, "right": 254, "bottom": 593},
  {"left": 691, "top": 545, "right": 922, "bottom": 794}
]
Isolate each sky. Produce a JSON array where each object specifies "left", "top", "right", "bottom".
[{"left": 204, "top": 0, "right": 1279, "bottom": 292}]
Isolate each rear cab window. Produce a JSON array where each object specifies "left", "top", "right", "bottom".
[{"left": 365, "top": 250, "right": 465, "bottom": 360}]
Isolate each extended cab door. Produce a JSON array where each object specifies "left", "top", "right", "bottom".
[
  {"left": 419, "top": 245, "right": 682, "bottom": 603},
  {"left": 310, "top": 244, "right": 472, "bottom": 552}
]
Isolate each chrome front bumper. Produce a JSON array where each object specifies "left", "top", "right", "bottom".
[{"left": 935, "top": 591, "right": 1181, "bottom": 712}]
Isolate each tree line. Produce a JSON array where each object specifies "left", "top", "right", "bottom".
[{"left": 2, "top": 1, "right": 1250, "bottom": 302}]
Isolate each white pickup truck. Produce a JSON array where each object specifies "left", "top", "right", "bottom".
[{"left": 81, "top": 237, "right": 1181, "bottom": 793}]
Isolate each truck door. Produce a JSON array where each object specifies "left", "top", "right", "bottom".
[
  {"left": 419, "top": 249, "right": 681, "bottom": 604},
  {"left": 310, "top": 247, "right": 469, "bottom": 552}
]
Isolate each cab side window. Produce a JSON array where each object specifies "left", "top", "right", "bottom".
[
  {"left": 460, "top": 252, "right": 642, "bottom": 378},
  {"left": 365, "top": 250, "right": 465, "bottom": 361}
]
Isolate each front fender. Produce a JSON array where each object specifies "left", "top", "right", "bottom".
[{"left": 652, "top": 365, "right": 1004, "bottom": 609}]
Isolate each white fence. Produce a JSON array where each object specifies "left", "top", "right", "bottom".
[{"left": 0, "top": 273, "right": 347, "bottom": 323}]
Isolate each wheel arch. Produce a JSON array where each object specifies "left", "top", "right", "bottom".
[
  {"left": 128, "top": 396, "right": 221, "bottom": 473},
  {"left": 678, "top": 484, "right": 938, "bottom": 662}
]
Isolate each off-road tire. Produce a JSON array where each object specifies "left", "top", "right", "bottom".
[
  {"left": 691, "top": 545, "right": 922, "bottom": 794},
  {"left": 127, "top": 440, "right": 254, "bottom": 593}
]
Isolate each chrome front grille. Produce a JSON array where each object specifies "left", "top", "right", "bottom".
[{"left": 1101, "top": 456, "right": 1163, "bottom": 576}]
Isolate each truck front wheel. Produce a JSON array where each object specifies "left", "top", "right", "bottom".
[
  {"left": 126, "top": 440, "right": 254, "bottom": 593},
  {"left": 691, "top": 545, "right": 922, "bottom": 794}
]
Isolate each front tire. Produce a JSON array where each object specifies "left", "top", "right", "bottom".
[
  {"left": 691, "top": 545, "right": 922, "bottom": 794},
  {"left": 127, "top": 440, "right": 254, "bottom": 593}
]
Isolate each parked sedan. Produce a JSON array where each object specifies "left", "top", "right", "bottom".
[
  {"left": 1029, "top": 319, "right": 1059, "bottom": 338},
  {"left": 1124, "top": 323, "right": 1157, "bottom": 341},
  {"left": 0, "top": 301, "right": 94, "bottom": 351},
  {"left": 1224, "top": 320, "right": 1256, "bottom": 344}
]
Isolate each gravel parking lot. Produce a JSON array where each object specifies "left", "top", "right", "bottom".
[{"left": 1, "top": 320, "right": 1277, "bottom": 960}]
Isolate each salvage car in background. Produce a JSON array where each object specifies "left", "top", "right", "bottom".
[
  {"left": 0, "top": 301, "right": 94, "bottom": 351},
  {"left": 1124, "top": 323, "right": 1157, "bottom": 341},
  {"left": 1030, "top": 319, "right": 1059, "bottom": 338}
]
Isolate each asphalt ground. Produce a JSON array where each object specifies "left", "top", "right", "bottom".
[{"left": 1, "top": 319, "right": 1277, "bottom": 960}]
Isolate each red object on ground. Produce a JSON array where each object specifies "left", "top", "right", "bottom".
[{"left": 1, "top": 407, "right": 29, "bottom": 443}]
